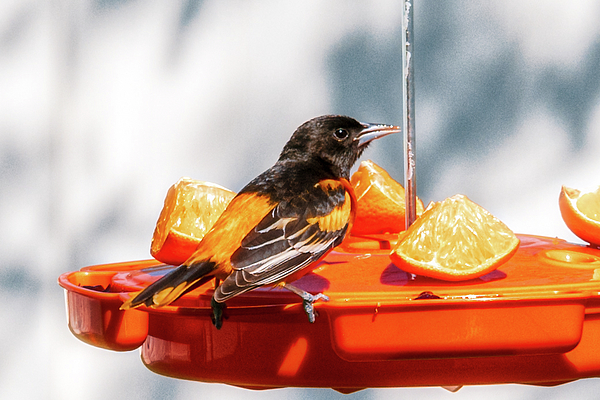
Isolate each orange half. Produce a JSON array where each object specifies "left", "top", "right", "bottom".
[
  {"left": 350, "top": 160, "right": 424, "bottom": 235},
  {"left": 150, "top": 177, "right": 236, "bottom": 265},
  {"left": 390, "top": 194, "right": 520, "bottom": 281},
  {"left": 559, "top": 185, "right": 600, "bottom": 246}
]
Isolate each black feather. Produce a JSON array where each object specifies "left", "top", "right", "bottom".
[{"left": 123, "top": 261, "right": 216, "bottom": 308}]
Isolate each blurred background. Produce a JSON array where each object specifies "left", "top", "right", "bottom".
[{"left": 2, "top": 0, "right": 600, "bottom": 399}]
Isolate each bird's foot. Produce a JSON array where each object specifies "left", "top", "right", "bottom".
[
  {"left": 283, "top": 283, "right": 329, "bottom": 323},
  {"left": 211, "top": 297, "right": 227, "bottom": 330},
  {"left": 302, "top": 292, "right": 329, "bottom": 323}
]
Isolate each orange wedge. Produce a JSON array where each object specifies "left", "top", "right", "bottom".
[
  {"left": 559, "top": 185, "right": 600, "bottom": 246},
  {"left": 150, "top": 177, "right": 236, "bottom": 265},
  {"left": 350, "top": 160, "right": 424, "bottom": 235},
  {"left": 390, "top": 194, "right": 520, "bottom": 281}
]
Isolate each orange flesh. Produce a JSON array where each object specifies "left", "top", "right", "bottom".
[
  {"left": 350, "top": 160, "right": 424, "bottom": 234},
  {"left": 150, "top": 178, "right": 236, "bottom": 264},
  {"left": 559, "top": 185, "right": 600, "bottom": 246},
  {"left": 577, "top": 189, "right": 600, "bottom": 222},
  {"left": 391, "top": 194, "right": 519, "bottom": 280}
]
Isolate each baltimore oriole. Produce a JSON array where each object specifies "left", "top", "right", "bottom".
[{"left": 121, "top": 115, "right": 399, "bottom": 328}]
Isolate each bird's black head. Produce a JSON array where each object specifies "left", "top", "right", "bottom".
[{"left": 279, "top": 115, "right": 399, "bottom": 179}]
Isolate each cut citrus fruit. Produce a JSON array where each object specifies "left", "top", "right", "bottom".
[
  {"left": 559, "top": 185, "right": 600, "bottom": 246},
  {"left": 350, "top": 160, "right": 424, "bottom": 235},
  {"left": 150, "top": 177, "right": 236, "bottom": 265},
  {"left": 390, "top": 194, "right": 520, "bottom": 281}
]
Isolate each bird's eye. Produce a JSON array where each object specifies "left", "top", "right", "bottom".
[{"left": 333, "top": 128, "right": 349, "bottom": 141}]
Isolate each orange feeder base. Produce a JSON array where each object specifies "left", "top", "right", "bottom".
[{"left": 58, "top": 234, "right": 600, "bottom": 392}]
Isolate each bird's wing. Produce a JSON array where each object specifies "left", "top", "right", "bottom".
[
  {"left": 213, "top": 179, "right": 355, "bottom": 302},
  {"left": 121, "top": 192, "right": 276, "bottom": 310}
]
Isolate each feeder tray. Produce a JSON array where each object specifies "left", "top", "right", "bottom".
[{"left": 59, "top": 234, "right": 600, "bottom": 393}]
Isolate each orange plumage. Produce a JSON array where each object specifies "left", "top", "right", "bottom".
[{"left": 121, "top": 115, "right": 398, "bottom": 328}]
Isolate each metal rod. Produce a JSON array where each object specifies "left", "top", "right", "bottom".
[{"left": 402, "top": 0, "right": 417, "bottom": 228}]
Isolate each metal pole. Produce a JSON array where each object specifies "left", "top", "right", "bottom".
[{"left": 402, "top": 0, "right": 417, "bottom": 228}]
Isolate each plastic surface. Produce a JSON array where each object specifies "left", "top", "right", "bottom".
[{"left": 58, "top": 234, "right": 600, "bottom": 391}]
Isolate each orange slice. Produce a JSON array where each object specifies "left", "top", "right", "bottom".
[
  {"left": 350, "top": 160, "right": 424, "bottom": 235},
  {"left": 150, "top": 177, "right": 236, "bottom": 265},
  {"left": 559, "top": 185, "right": 600, "bottom": 246},
  {"left": 390, "top": 194, "right": 520, "bottom": 281}
]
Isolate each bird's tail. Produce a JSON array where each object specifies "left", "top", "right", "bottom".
[{"left": 120, "top": 261, "right": 216, "bottom": 310}]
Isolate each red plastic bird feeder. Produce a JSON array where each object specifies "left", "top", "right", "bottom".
[{"left": 59, "top": 234, "right": 600, "bottom": 392}]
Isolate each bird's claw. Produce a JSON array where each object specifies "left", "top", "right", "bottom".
[
  {"left": 302, "top": 292, "right": 329, "bottom": 323},
  {"left": 211, "top": 297, "right": 226, "bottom": 330}
]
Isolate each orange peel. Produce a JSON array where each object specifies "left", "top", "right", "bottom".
[{"left": 559, "top": 185, "right": 600, "bottom": 246}]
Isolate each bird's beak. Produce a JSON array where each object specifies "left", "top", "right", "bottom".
[{"left": 355, "top": 123, "right": 401, "bottom": 147}]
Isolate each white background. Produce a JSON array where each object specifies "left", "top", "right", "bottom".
[{"left": 1, "top": 0, "right": 600, "bottom": 399}]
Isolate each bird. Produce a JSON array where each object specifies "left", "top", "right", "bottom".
[{"left": 121, "top": 115, "right": 399, "bottom": 328}]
